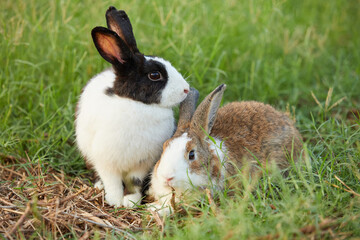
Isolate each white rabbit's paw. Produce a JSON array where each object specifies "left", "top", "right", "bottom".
[
  {"left": 105, "top": 192, "right": 123, "bottom": 207},
  {"left": 147, "top": 202, "right": 172, "bottom": 216},
  {"left": 94, "top": 180, "right": 104, "bottom": 190},
  {"left": 122, "top": 192, "right": 142, "bottom": 208}
]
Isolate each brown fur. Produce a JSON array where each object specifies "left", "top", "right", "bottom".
[
  {"left": 168, "top": 85, "right": 303, "bottom": 186},
  {"left": 185, "top": 138, "right": 203, "bottom": 174},
  {"left": 210, "top": 101, "right": 303, "bottom": 175}
]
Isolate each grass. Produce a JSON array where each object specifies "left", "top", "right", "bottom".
[{"left": 1, "top": 0, "right": 359, "bottom": 238}]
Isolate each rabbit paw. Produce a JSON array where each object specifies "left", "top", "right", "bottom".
[
  {"left": 94, "top": 180, "right": 104, "bottom": 190},
  {"left": 147, "top": 202, "right": 173, "bottom": 216},
  {"left": 105, "top": 191, "right": 123, "bottom": 207},
  {"left": 122, "top": 192, "right": 142, "bottom": 208}
]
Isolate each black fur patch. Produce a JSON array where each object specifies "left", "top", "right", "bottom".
[
  {"left": 132, "top": 177, "right": 142, "bottom": 187},
  {"left": 112, "top": 54, "right": 169, "bottom": 104},
  {"left": 105, "top": 7, "right": 139, "bottom": 53},
  {"left": 105, "top": 87, "right": 115, "bottom": 96}
]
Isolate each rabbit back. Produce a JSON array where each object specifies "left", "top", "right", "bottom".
[{"left": 212, "top": 101, "right": 303, "bottom": 173}]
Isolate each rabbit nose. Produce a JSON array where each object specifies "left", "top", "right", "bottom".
[
  {"left": 165, "top": 177, "right": 174, "bottom": 187},
  {"left": 166, "top": 177, "right": 174, "bottom": 182},
  {"left": 184, "top": 88, "right": 189, "bottom": 94}
]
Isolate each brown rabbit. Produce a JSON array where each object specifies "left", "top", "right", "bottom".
[{"left": 149, "top": 84, "right": 303, "bottom": 214}]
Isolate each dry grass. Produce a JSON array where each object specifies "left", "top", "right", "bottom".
[{"left": 0, "top": 154, "right": 159, "bottom": 239}]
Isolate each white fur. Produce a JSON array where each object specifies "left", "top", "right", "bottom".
[
  {"left": 145, "top": 56, "right": 190, "bottom": 108},
  {"left": 76, "top": 60, "right": 188, "bottom": 207},
  {"left": 150, "top": 133, "right": 191, "bottom": 207},
  {"left": 150, "top": 134, "right": 227, "bottom": 212},
  {"left": 209, "top": 138, "right": 228, "bottom": 181},
  {"left": 156, "top": 133, "right": 191, "bottom": 187}
]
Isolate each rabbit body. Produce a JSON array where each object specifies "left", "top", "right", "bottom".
[
  {"left": 76, "top": 69, "right": 178, "bottom": 206},
  {"left": 211, "top": 101, "right": 303, "bottom": 175},
  {"left": 75, "top": 7, "right": 189, "bottom": 207},
  {"left": 76, "top": 69, "right": 175, "bottom": 171},
  {"left": 150, "top": 85, "right": 303, "bottom": 213}
]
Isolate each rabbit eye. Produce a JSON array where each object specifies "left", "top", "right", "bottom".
[
  {"left": 188, "top": 150, "right": 195, "bottom": 161},
  {"left": 148, "top": 71, "right": 162, "bottom": 81}
]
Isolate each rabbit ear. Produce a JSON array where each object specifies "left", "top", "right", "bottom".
[
  {"left": 91, "top": 26, "right": 131, "bottom": 65},
  {"left": 177, "top": 88, "right": 200, "bottom": 130},
  {"left": 191, "top": 84, "right": 226, "bottom": 137},
  {"left": 105, "top": 7, "right": 139, "bottom": 53}
]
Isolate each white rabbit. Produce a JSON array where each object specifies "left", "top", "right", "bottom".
[
  {"left": 149, "top": 85, "right": 303, "bottom": 214},
  {"left": 75, "top": 6, "right": 189, "bottom": 207}
]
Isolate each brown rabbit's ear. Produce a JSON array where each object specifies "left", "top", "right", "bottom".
[
  {"left": 105, "top": 6, "right": 139, "bottom": 53},
  {"left": 91, "top": 26, "right": 131, "bottom": 65},
  {"left": 177, "top": 88, "right": 200, "bottom": 130},
  {"left": 191, "top": 84, "right": 226, "bottom": 137}
]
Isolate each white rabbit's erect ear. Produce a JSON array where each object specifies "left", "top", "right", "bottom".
[
  {"left": 91, "top": 26, "right": 131, "bottom": 65},
  {"left": 176, "top": 88, "right": 200, "bottom": 130},
  {"left": 105, "top": 7, "right": 139, "bottom": 54}
]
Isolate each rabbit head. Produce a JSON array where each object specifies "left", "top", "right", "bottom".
[
  {"left": 150, "top": 85, "right": 228, "bottom": 200},
  {"left": 91, "top": 6, "right": 189, "bottom": 107}
]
